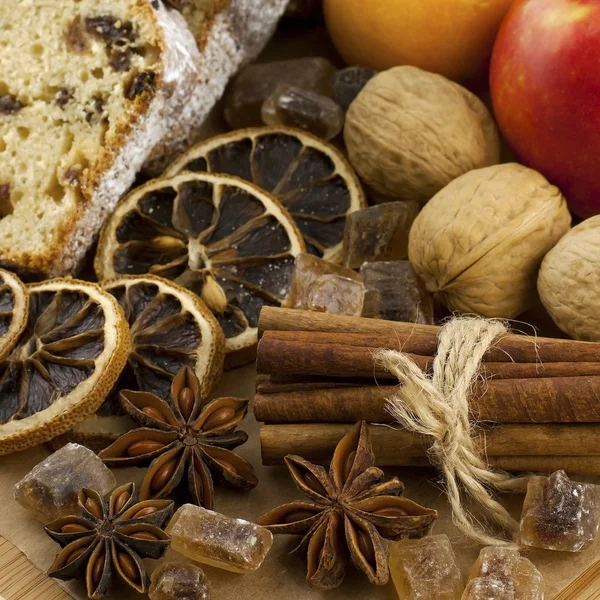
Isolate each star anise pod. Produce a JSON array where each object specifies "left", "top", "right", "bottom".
[
  {"left": 256, "top": 421, "right": 438, "bottom": 590},
  {"left": 99, "top": 366, "right": 257, "bottom": 508},
  {"left": 44, "top": 483, "right": 173, "bottom": 599}
]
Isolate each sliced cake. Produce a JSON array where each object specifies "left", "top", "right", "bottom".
[
  {"left": 0, "top": 0, "right": 203, "bottom": 277},
  {"left": 0, "top": 0, "right": 286, "bottom": 278}
]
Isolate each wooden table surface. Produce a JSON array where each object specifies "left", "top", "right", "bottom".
[
  {"left": 0, "top": 536, "right": 69, "bottom": 600},
  {"left": 0, "top": 531, "right": 599, "bottom": 600}
]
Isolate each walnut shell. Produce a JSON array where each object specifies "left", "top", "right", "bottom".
[
  {"left": 408, "top": 163, "right": 571, "bottom": 318},
  {"left": 538, "top": 216, "right": 600, "bottom": 341},
  {"left": 344, "top": 66, "right": 500, "bottom": 205}
]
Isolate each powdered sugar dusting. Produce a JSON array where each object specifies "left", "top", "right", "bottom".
[{"left": 10, "top": 0, "right": 287, "bottom": 276}]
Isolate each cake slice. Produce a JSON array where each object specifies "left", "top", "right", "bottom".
[
  {"left": 0, "top": 0, "right": 204, "bottom": 277},
  {"left": 0, "top": 0, "right": 286, "bottom": 278}
]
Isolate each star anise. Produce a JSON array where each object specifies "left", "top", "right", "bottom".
[
  {"left": 99, "top": 366, "right": 258, "bottom": 508},
  {"left": 256, "top": 421, "right": 438, "bottom": 590},
  {"left": 44, "top": 483, "right": 173, "bottom": 599}
]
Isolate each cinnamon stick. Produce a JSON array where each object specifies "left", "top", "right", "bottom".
[
  {"left": 260, "top": 424, "right": 600, "bottom": 471},
  {"left": 257, "top": 336, "right": 431, "bottom": 378},
  {"left": 254, "top": 374, "right": 600, "bottom": 423},
  {"left": 257, "top": 331, "right": 600, "bottom": 379},
  {"left": 485, "top": 456, "right": 600, "bottom": 476},
  {"left": 258, "top": 308, "right": 600, "bottom": 363},
  {"left": 255, "top": 375, "right": 368, "bottom": 394},
  {"left": 265, "top": 330, "right": 600, "bottom": 372},
  {"left": 257, "top": 450, "right": 600, "bottom": 475},
  {"left": 265, "top": 330, "right": 440, "bottom": 356},
  {"left": 257, "top": 335, "right": 600, "bottom": 383},
  {"left": 258, "top": 307, "right": 439, "bottom": 337}
]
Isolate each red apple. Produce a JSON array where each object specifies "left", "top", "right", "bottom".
[{"left": 490, "top": 0, "right": 600, "bottom": 218}]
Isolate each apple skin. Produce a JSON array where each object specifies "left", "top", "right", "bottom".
[{"left": 490, "top": 0, "right": 600, "bottom": 218}]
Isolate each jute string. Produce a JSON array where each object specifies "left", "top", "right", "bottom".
[{"left": 375, "top": 316, "right": 530, "bottom": 546}]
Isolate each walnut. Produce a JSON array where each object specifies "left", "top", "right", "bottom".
[
  {"left": 344, "top": 66, "right": 500, "bottom": 205},
  {"left": 408, "top": 163, "right": 571, "bottom": 319},
  {"left": 538, "top": 216, "right": 600, "bottom": 341}
]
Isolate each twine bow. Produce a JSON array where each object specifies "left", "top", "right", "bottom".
[{"left": 375, "top": 316, "right": 530, "bottom": 546}]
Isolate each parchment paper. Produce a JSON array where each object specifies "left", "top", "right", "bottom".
[
  {"left": 0, "top": 364, "right": 598, "bottom": 599},
  {"left": 0, "top": 21, "right": 595, "bottom": 600}
]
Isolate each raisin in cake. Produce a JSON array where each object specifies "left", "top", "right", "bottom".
[{"left": 0, "top": 0, "right": 286, "bottom": 278}]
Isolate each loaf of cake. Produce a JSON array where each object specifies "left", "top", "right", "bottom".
[{"left": 0, "top": 0, "right": 286, "bottom": 278}]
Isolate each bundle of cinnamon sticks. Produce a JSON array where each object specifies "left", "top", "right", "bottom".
[{"left": 255, "top": 307, "right": 600, "bottom": 474}]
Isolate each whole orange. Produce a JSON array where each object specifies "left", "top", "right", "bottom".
[{"left": 324, "top": 0, "right": 514, "bottom": 81}]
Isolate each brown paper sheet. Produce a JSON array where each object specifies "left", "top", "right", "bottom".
[{"left": 0, "top": 365, "right": 598, "bottom": 600}]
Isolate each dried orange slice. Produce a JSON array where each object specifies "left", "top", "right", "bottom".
[
  {"left": 163, "top": 126, "right": 366, "bottom": 262},
  {"left": 95, "top": 173, "right": 305, "bottom": 366},
  {"left": 59, "top": 274, "right": 226, "bottom": 450},
  {"left": 0, "top": 279, "right": 129, "bottom": 455},
  {"left": 0, "top": 268, "right": 29, "bottom": 363}
]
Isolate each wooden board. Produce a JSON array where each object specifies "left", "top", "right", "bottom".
[
  {"left": 0, "top": 536, "right": 69, "bottom": 600},
  {"left": 555, "top": 561, "right": 600, "bottom": 600},
  {"left": 0, "top": 531, "right": 599, "bottom": 600}
]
